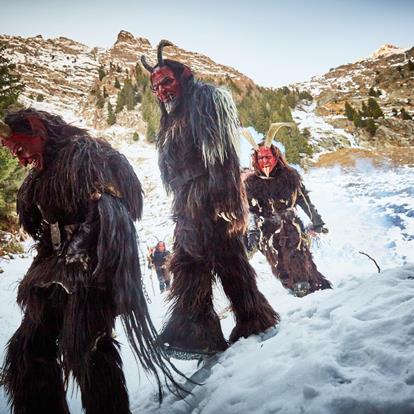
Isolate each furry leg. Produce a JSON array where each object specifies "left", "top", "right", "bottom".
[
  {"left": 159, "top": 247, "right": 228, "bottom": 353},
  {"left": 216, "top": 237, "right": 279, "bottom": 344},
  {"left": 156, "top": 268, "right": 166, "bottom": 293},
  {"left": 275, "top": 222, "right": 332, "bottom": 294},
  {"left": 61, "top": 288, "right": 130, "bottom": 414},
  {"left": 2, "top": 295, "right": 69, "bottom": 414}
]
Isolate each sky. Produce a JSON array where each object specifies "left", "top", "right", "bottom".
[{"left": 1, "top": 0, "right": 413, "bottom": 87}]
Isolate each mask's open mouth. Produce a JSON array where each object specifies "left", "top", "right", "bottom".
[
  {"left": 163, "top": 94, "right": 179, "bottom": 114},
  {"left": 20, "top": 155, "right": 41, "bottom": 170}
]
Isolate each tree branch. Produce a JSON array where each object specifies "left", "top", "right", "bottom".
[{"left": 358, "top": 251, "right": 381, "bottom": 273}]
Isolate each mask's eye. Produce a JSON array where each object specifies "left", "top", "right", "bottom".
[
  {"left": 162, "top": 77, "right": 173, "bottom": 86},
  {"left": 151, "top": 77, "right": 174, "bottom": 93}
]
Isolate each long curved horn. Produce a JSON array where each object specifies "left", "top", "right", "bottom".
[
  {"left": 157, "top": 39, "right": 174, "bottom": 65},
  {"left": 0, "top": 119, "right": 11, "bottom": 140},
  {"left": 265, "top": 122, "right": 296, "bottom": 147},
  {"left": 140, "top": 55, "right": 153, "bottom": 73},
  {"left": 241, "top": 128, "right": 259, "bottom": 150}
]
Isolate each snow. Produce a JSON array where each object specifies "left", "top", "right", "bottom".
[
  {"left": 1, "top": 142, "right": 414, "bottom": 414},
  {"left": 372, "top": 45, "right": 407, "bottom": 60},
  {"left": 159, "top": 265, "right": 414, "bottom": 414},
  {"left": 292, "top": 103, "right": 358, "bottom": 151}
]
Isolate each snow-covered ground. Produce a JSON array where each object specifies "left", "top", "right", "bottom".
[{"left": 1, "top": 142, "right": 414, "bottom": 414}]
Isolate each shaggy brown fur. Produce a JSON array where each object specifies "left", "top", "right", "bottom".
[
  {"left": 1, "top": 109, "right": 182, "bottom": 414},
  {"left": 154, "top": 71, "right": 279, "bottom": 354},
  {"left": 244, "top": 143, "right": 332, "bottom": 295}
]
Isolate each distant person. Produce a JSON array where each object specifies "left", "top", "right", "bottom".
[
  {"left": 149, "top": 241, "right": 171, "bottom": 293},
  {"left": 244, "top": 141, "right": 332, "bottom": 297}
]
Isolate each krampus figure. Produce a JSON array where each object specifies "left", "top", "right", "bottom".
[
  {"left": 141, "top": 41, "right": 278, "bottom": 358},
  {"left": 243, "top": 128, "right": 331, "bottom": 297},
  {"left": 0, "top": 109, "right": 180, "bottom": 414}
]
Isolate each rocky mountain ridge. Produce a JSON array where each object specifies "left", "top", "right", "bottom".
[
  {"left": 1, "top": 31, "right": 254, "bottom": 134},
  {"left": 1, "top": 32, "right": 413, "bottom": 154},
  {"left": 291, "top": 44, "right": 414, "bottom": 150}
]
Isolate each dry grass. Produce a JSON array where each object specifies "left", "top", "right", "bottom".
[{"left": 313, "top": 147, "right": 414, "bottom": 169}]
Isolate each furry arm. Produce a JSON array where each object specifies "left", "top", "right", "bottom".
[
  {"left": 16, "top": 172, "right": 43, "bottom": 240},
  {"left": 65, "top": 199, "right": 98, "bottom": 265},
  {"left": 297, "top": 182, "right": 325, "bottom": 230},
  {"left": 191, "top": 85, "right": 248, "bottom": 234}
]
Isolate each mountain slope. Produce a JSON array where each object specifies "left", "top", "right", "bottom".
[
  {"left": 1, "top": 34, "right": 413, "bottom": 155},
  {"left": 291, "top": 45, "right": 414, "bottom": 149}
]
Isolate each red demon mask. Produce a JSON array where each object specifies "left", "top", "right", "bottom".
[
  {"left": 2, "top": 117, "right": 46, "bottom": 170},
  {"left": 256, "top": 146, "right": 278, "bottom": 177},
  {"left": 150, "top": 66, "right": 182, "bottom": 114}
]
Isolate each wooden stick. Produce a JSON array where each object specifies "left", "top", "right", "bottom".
[{"left": 358, "top": 251, "right": 381, "bottom": 273}]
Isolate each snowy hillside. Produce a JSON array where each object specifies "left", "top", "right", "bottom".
[
  {"left": 1, "top": 143, "right": 414, "bottom": 414},
  {"left": 292, "top": 103, "right": 358, "bottom": 153}
]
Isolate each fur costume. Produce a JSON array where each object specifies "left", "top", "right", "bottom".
[
  {"left": 1, "top": 109, "right": 180, "bottom": 414},
  {"left": 244, "top": 144, "right": 332, "bottom": 296},
  {"left": 141, "top": 41, "right": 278, "bottom": 357}
]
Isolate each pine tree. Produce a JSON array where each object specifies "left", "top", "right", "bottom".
[
  {"left": 98, "top": 66, "right": 106, "bottom": 82},
  {"left": 344, "top": 101, "right": 356, "bottom": 121},
  {"left": 365, "top": 118, "right": 377, "bottom": 136},
  {"left": 0, "top": 44, "right": 25, "bottom": 225},
  {"left": 298, "top": 90, "right": 313, "bottom": 101},
  {"left": 115, "top": 89, "right": 125, "bottom": 113},
  {"left": 367, "top": 98, "right": 384, "bottom": 119},
  {"left": 107, "top": 102, "right": 116, "bottom": 126},
  {"left": 135, "top": 63, "right": 150, "bottom": 91},
  {"left": 277, "top": 128, "right": 312, "bottom": 165},
  {"left": 114, "top": 78, "right": 121, "bottom": 89},
  {"left": 95, "top": 88, "right": 105, "bottom": 109},
  {"left": 0, "top": 44, "right": 24, "bottom": 114},
  {"left": 282, "top": 86, "right": 290, "bottom": 95},
  {"left": 0, "top": 147, "right": 23, "bottom": 219},
  {"left": 408, "top": 59, "right": 414, "bottom": 71},
  {"left": 141, "top": 87, "right": 160, "bottom": 142},
  {"left": 123, "top": 79, "right": 135, "bottom": 110},
  {"left": 353, "top": 111, "right": 363, "bottom": 128}
]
